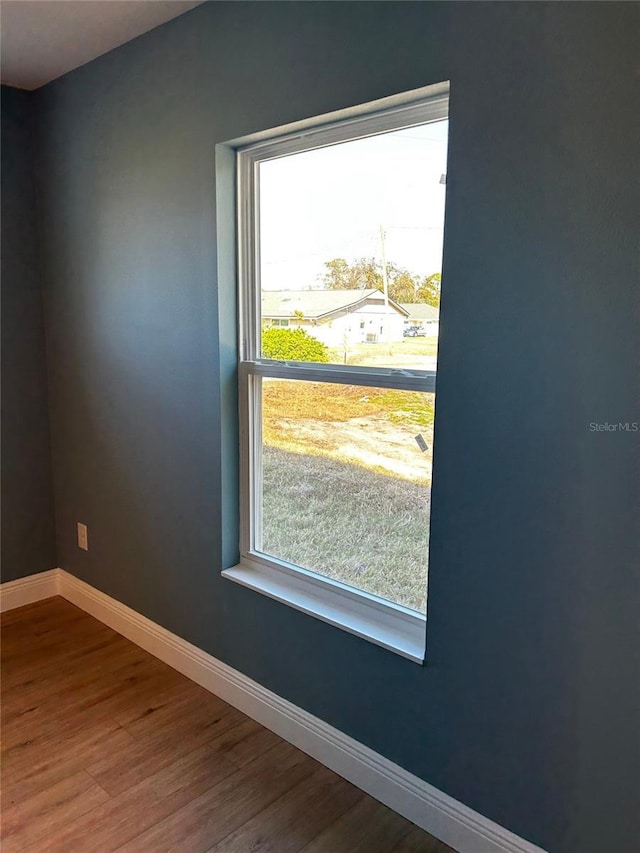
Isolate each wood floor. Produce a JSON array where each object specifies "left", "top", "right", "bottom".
[{"left": 1, "top": 597, "right": 454, "bottom": 853}]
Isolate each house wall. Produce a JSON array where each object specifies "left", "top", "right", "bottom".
[
  {"left": 32, "top": 4, "right": 639, "bottom": 853},
  {"left": 404, "top": 318, "right": 440, "bottom": 336},
  {"left": 311, "top": 306, "right": 406, "bottom": 346},
  {"left": 1, "top": 86, "right": 56, "bottom": 581}
]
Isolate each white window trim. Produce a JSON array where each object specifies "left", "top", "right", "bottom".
[
  {"left": 222, "top": 81, "right": 450, "bottom": 663},
  {"left": 222, "top": 556, "right": 427, "bottom": 663}
]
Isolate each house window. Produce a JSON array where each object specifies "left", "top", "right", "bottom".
[{"left": 222, "top": 82, "right": 449, "bottom": 662}]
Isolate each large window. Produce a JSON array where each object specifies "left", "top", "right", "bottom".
[{"left": 222, "top": 83, "right": 449, "bottom": 662}]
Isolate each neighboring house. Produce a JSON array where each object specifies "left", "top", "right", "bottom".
[
  {"left": 400, "top": 303, "right": 440, "bottom": 336},
  {"left": 262, "top": 289, "right": 410, "bottom": 346}
]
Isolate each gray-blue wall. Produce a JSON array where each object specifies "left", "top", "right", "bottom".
[
  {"left": 1, "top": 86, "right": 56, "bottom": 581},
  {"left": 32, "top": 3, "right": 639, "bottom": 852}
]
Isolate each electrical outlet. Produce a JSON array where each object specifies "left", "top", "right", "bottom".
[{"left": 77, "top": 522, "right": 88, "bottom": 551}]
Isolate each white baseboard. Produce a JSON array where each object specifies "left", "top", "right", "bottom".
[
  {"left": 0, "top": 569, "right": 59, "bottom": 612},
  {"left": 1, "top": 569, "right": 546, "bottom": 853}
]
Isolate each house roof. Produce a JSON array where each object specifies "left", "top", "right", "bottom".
[
  {"left": 262, "top": 289, "right": 410, "bottom": 320},
  {"left": 399, "top": 303, "right": 440, "bottom": 321}
]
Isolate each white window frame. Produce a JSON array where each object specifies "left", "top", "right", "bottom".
[{"left": 222, "top": 82, "right": 449, "bottom": 663}]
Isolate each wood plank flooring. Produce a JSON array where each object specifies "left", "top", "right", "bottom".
[{"left": 1, "top": 597, "right": 455, "bottom": 853}]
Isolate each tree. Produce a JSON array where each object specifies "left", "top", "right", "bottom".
[
  {"left": 322, "top": 258, "right": 358, "bottom": 290},
  {"left": 322, "top": 257, "right": 381, "bottom": 290},
  {"left": 262, "top": 327, "right": 329, "bottom": 362},
  {"left": 389, "top": 270, "right": 418, "bottom": 303},
  {"left": 415, "top": 273, "right": 441, "bottom": 308},
  {"left": 321, "top": 257, "right": 440, "bottom": 306}
]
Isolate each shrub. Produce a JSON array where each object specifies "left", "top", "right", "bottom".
[{"left": 262, "top": 326, "right": 329, "bottom": 362}]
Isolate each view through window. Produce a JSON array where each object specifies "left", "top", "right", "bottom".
[{"left": 238, "top": 96, "right": 449, "bottom": 618}]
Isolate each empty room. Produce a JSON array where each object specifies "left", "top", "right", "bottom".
[{"left": 1, "top": 2, "right": 638, "bottom": 852}]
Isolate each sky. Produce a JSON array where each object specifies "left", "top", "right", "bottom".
[{"left": 259, "top": 119, "right": 449, "bottom": 292}]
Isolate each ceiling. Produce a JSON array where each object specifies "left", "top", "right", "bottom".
[{"left": 0, "top": 0, "right": 204, "bottom": 90}]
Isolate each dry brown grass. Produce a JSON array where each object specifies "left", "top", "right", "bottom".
[
  {"left": 258, "top": 342, "right": 438, "bottom": 609},
  {"left": 259, "top": 378, "right": 435, "bottom": 611},
  {"left": 263, "top": 381, "right": 434, "bottom": 478},
  {"left": 262, "top": 447, "right": 430, "bottom": 612},
  {"left": 263, "top": 381, "right": 433, "bottom": 423}
]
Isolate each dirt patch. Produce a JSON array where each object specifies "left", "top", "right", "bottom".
[{"left": 268, "top": 415, "right": 433, "bottom": 483}]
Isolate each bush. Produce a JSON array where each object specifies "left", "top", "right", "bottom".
[{"left": 262, "top": 326, "right": 329, "bottom": 362}]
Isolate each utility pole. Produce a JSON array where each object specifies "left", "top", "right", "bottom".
[{"left": 379, "top": 225, "right": 390, "bottom": 344}]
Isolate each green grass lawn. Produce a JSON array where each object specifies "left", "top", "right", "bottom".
[
  {"left": 262, "top": 446, "right": 430, "bottom": 613},
  {"left": 327, "top": 335, "right": 439, "bottom": 368}
]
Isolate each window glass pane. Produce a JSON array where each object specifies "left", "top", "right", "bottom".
[
  {"left": 257, "top": 378, "right": 434, "bottom": 613},
  {"left": 258, "top": 120, "right": 448, "bottom": 371}
]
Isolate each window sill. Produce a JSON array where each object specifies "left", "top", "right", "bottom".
[{"left": 222, "top": 556, "right": 426, "bottom": 663}]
